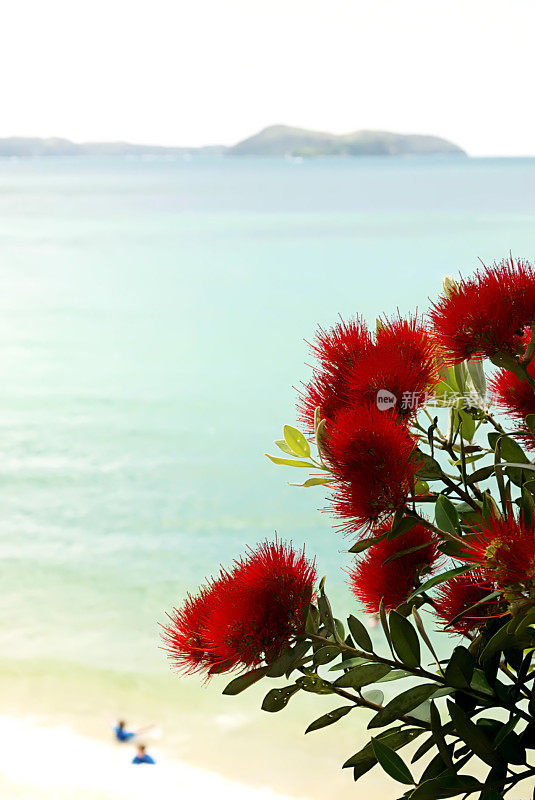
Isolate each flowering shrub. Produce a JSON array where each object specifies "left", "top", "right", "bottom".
[{"left": 164, "top": 256, "right": 535, "bottom": 799}]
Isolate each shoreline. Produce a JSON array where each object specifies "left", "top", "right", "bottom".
[{"left": 0, "top": 713, "right": 302, "bottom": 800}]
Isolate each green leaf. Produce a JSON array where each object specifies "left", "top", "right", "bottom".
[
  {"left": 305, "top": 604, "right": 320, "bottom": 635},
  {"left": 389, "top": 611, "right": 420, "bottom": 668},
  {"left": 305, "top": 705, "right": 351, "bottom": 733},
  {"left": 343, "top": 726, "right": 423, "bottom": 772},
  {"left": 467, "top": 464, "right": 494, "bottom": 484},
  {"left": 347, "top": 614, "right": 373, "bottom": 652},
  {"left": 317, "top": 592, "right": 337, "bottom": 637},
  {"left": 288, "top": 476, "right": 331, "bottom": 487},
  {"left": 430, "top": 702, "right": 453, "bottom": 770},
  {"left": 444, "top": 646, "right": 474, "bottom": 689},
  {"left": 295, "top": 673, "right": 333, "bottom": 694},
  {"left": 447, "top": 700, "right": 498, "bottom": 766},
  {"left": 349, "top": 534, "right": 386, "bottom": 554},
  {"left": 458, "top": 408, "right": 476, "bottom": 442},
  {"left": 334, "top": 663, "right": 391, "bottom": 689},
  {"left": 261, "top": 685, "right": 299, "bottom": 712},
  {"left": 265, "top": 453, "right": 312, "bottom": 467},
  {"left": 223, "top": 666, "right": 268, "bottom": 695},
  {"left": 384, "top": 541, "right": 435, "bottom": 565},
  {"left": 313, "top": 645, "right": 339, "bottom": 666},
  {"left": 387, "top": 513, "right": 420, "bottom": 540},
  {"left": 362, "top": 689, "right": 384, "bottom": 706},
  {"left": 283, "top": 425, "right": 310, "bottom": 457},
  {"left": 480, "top": 620, "right": 513, "bottom": 663},
  {"left": 467, "top": 359, "right": 487, "bottom": 401},
  {"left": 498, "top": 434, "right": 529, "bottom": 465},
  {"left": 274, "top": 439, "right": 295, "bottom": 455},
  {"left": 328, "top": 656, "right": 370, "bottom": 671},
  {"left": 284, "top": 641, "right": 313, "bottom": 677},
  {"left": 371, "top": 737, "right": 414, "bottom": 785},
  {"left": 407, "top": 565, "right": 473, "bottom": 601},
  {"left": 368, "top": 684, "right": 438, "bottom": 729},
  {"left": 410, "top": 774, "right": 480, "bottom": 799},
  {"left": 470, "top": 668, "right": 493, "bottom": 696},
  {"left": 416, "top": 453, "right": 444, "bottom": 480},
  {"left": 435, "top": 495, "right": 460, "bottom": 535},
  {"left": 379, "top": 598, "right": 394, "bottom": 656},
  {"left": 376, "top": 669, "right": 411, "bottom": 683},
  {"left": 526, "top": 414, "right": 535, "bottom": 438}
]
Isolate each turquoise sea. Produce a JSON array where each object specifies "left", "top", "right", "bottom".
[{"left": 1, "top": 155, "right": 535, "bottom": 798}]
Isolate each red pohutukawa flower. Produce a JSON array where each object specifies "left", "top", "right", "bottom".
[
  {"left": 328, "top": 406, "right": 421, "bottom": 533},
  {"left": 347, "top": 314, "right": 442, "bottom": 418},
  {"left": 297, "top": 317, "right": 371, "bottom": 434},
  {"left": 429, "top": 256, "right": 535, "bottom": 362},
  {"left": 161, "top": 576, "right": 229, "bottom": 675},
  {"left": 460, "top": 512, "right": 535, "bottom": 591},
  {"left": 434, "top": 568, "right": 500, "bottom": 635},
  {"left": 490, "top": 359, "right": 535, "bottom": 449},
  {"left": 162, "top": 540, "right": 316, "bottom": 676},
  {"left": 349, "top": 523, "right": 439, "bottom": 614}
]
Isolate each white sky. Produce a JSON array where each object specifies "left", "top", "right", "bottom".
[{"left": 1, "top": 0, "right": 534, "bottom": 155}]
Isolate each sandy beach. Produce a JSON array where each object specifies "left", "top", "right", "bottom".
[{"left": 0, "top": 715, "right": 305, "bottom": 800}]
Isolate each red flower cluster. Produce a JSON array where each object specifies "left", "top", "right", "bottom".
[
  {"left": 460, "top": 512, "right": 535, "bottom": 591},
  {"left": 347, "top": 315, "right": 441, "bottom": 418},
  {"left": 162, "top": 540, "right": 316, "bottom": 676},
  {"left": 328, "top": 406, "right": 422, "bottom": 533},
  {"left": 490, "top": 358, "right": 535, "bottom": 449},
  {"left": 298, "top": 314, "right": 439, "bottom": 534},
  {"left": 349, "top": 522, "right": 440, "bottom": 614},
  {"left": 299, "top": 314, "right": 439, "bottom": 434},
  {"left": 434, "top": 568, "right": 500, "bottom": 634},
  {"left": 429, "top": 256, "right": 535, "bottom": 362},
  {"left": 298, "top": 317, "right": 370, "bottom": 435}
]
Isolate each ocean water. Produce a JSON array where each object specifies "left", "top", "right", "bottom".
[{"left": 1, "top": 155, "right": 535, "bottom": 797}]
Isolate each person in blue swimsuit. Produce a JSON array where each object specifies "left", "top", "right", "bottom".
[
  {"left": 113, "top": 720, "right": 136, "bottom": 742},
  {"left": 132, "top": 744, "right": 155, "bottom": 764}
]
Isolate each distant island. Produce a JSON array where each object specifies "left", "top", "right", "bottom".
[
  {"left": 227, "top": 125, "right": 466, "bottom": 157},
  {"left": 0, "top": 126, "right": 466, "bottom": 158}
]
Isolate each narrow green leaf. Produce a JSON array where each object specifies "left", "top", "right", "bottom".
[
  {"left": 368, "top": 684, "right": 438, "bottom": 729},
  {"left": 283, "top": 425, "right": 311, "bottom": 457},
  {"left": 343, "top": 726, "right": 423, "bottom": 771},
  {"left": 305, "top": 705, "right": 351, "bottom": 733},
  {"left": 347, "top": 614, "right": 373, "bottom": 652},
  {"left": 223, "top": 666, "right": 268, "bottom": 695},
  {"left": 265, "top": 453, "right": 312, "bottom": 467},
  {"left": 410, "top": 773, "right": 480, "bottom": 799},
  {"left": 349, "top": 533, "right": 386, "bottom": 553},
  {"left": 379, "top": 598, "right": 394, "bottom": 656},
  {"left": 430, "top": 701, "right": 453, "bottom": 770},
  {"left": 289, "top": 476, "right": 331, "bottom": 487},
  {"left": 389, "top": 611, "right": 421, "bottom": 668},
  {"left": 328, "top": 656, "right": 369, "bottom": 671},
  {"left": 407, "top": 565, "right": 473, "bottom": 601},
  {"left": 372, "top": 737, "right": 414, "bottom": 785},
  {"left": 526, "top": 414, "right": 535, "bottom": 438}
]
